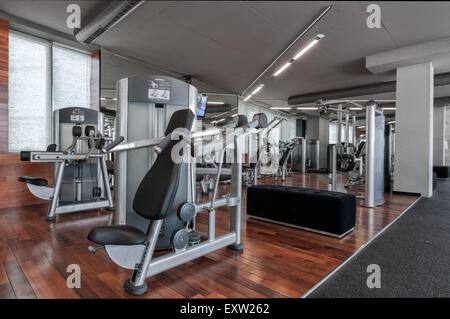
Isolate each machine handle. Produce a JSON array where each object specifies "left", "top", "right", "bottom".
[
  {"left": 103, "top": 136, "right": 125, "bottom": 153},
  {"left": 154, "top": 135, "right": 172, "bottom": 154}
]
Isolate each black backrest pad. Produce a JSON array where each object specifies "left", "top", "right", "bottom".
[
  {"left": 355, "top": 141, "right": 366, "bottom": 158},
  {"left": 133, "top": 109, "right": 195, "bottom": 220},
  {"left": 165, "top": 109, "right": 196, "bottom": 136}
]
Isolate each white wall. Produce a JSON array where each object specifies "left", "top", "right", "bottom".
[
  {"left": 394, "top": 62, "right": 434, "bottom": 197},
  {"left": 446, "top": 106, "right": 450, "bottom": 164},
  {"left": 433, "top": 107, "right": 446, "bottom": 166}
]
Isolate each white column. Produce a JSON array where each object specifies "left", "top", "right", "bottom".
[
  {"left": 433, "top": 107, "right": 446, "bottom": 166},
  {"left": 394, "top": 62, "right": 434, "bottom": 197}
]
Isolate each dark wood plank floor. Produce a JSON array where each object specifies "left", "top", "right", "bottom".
[{"left": 0, "top": 173, "right": 418, "bottom": 298}]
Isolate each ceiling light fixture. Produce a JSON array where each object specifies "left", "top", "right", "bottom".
[
  {"left": 297, "top": 107, "right": 319, "bottom": 110},
  {"left": 243, "top": 94, "right": 252, "bottom": 102},
  {"left": 387, "top": 120, "right": 396, "bottom": 124},
  {"left": 382, "top": 107, "right": 396, "bottom": 111},
  {"left": 273, "top": 34, "right": 325, "bottom": 77},
  {"left": 357, "top": 126, "right": 366, "bottom": 129},
  {"left": 293, "top": 34, "right": 325, "bottom": 60},
  {"left": 270, "top": 107, "right": 292, "bottom": 110},
  {"left": 207, "top": 101, "right": 225, "bottom": 105},
  {"left": 349, "top": 107, "right": 363, "bottom": 111},
  {"left": 273, "top": 62, "right": 292, "bottom": 77},
  {"left": 251, "top": 84, "right": 264, "bottom": 95}
]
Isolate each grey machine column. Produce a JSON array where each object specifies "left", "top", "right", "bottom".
[
  {"left": 365, "top": 101, "right": 385, "bottom": 208},
  {"left": 114, "top": 75, "right": 198, "bottom": 227},
  {"left": 229, "top": 135, "right": 243, "bottom": 250},
  {"left": 344, "top": 112, "right": 350, "bottom": 147}
]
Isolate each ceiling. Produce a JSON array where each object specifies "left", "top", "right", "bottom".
[{"left": 2, "top": 1, "right": 450, "bottom": 115}]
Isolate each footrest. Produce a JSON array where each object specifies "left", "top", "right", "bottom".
[
  {"left": 18, "top": 176, "right": 48, "bottom": 187},
  {"left": 88, "top": 225, "right": 147, "bottom": 245}
]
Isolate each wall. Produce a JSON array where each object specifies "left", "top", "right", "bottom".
[
  {"left": 0, "top": 19, "right": 8, "bottom": 153},
  {"left": 394, "top": 62, "right": 434, "bottom": 197},
  {"left": 433, "top": 107, "right": 446, "bottom": 166},
  {"left": 446, "top": 106, "right": 450, "bottom": 164}
]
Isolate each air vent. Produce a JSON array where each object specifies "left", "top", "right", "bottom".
[{"left": 74, "top": 1, "right": 144, "bottom": 44}]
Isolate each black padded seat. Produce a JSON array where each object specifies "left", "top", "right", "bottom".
[
  {"left": 247, "top": 185, "right": 356, "bottom": 237},
  {"left": 433, "top": 166, "right": 449, "bottom": 178},
  {"left": 18, "top": 176, "right": 48, "bottom": 187},
  {"left": 88, "top": 225, "right": 146, "bottom": 245}
]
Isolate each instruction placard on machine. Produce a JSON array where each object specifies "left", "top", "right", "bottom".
[
  {"left": 70, "top": 109, "right": 85, "bottom": 122},
  {"left": 148, "top": 78, "right": 171, "bottom": 101}
]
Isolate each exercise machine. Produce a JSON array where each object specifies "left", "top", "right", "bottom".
[
  {"left": 19, "top": 107, "right": 116, "bottom": 220},
  {"left": 87, "top": 108, "right": 268, "bottom": 295}
]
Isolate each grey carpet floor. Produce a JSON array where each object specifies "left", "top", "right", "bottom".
[{"left": 306, "top": 179, "right": 450, "bottom": 298}]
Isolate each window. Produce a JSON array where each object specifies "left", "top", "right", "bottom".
[
  {"left": 52, "top": 45, "right": 91, "bottom": 110},
  {"left": 8, "top": 33, "right": 93, "bottom": 153},
  {"left": 8, "top": 32, "right": 51, "bottom": 152}
]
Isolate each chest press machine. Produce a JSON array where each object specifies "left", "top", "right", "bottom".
[{"left": 87, "top": 109, "right": 268, "bottom": 295}]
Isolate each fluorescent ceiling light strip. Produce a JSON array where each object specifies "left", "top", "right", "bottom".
[
  {"left": 243, "top": 94, "right": 252, "bottom": 102},
  {"left": 251, "top": 84, "right": 264, "bottom": 95},
  {"left": 382, "top": 107, "right": 396, "bottom": 111},
  {"left": 293, "top": 34, "right": 324, "bottom": 60},
  {"left": 207, "top": 101, "right": 225, "bottom": 105},
  {"left": 273, "top": 62, "right": 292, "bottom": 77},
  {"left": 387, "top": 121, "right": 396, "bottom": 124},
  {"left": 297, "top": 107, "right": 318, "bottom": 110},
  {"left": 270, "top": 107, "right": 292, "bottom": 110},
  {"left": 349, "top": 107, "right": 363, "bottom": 110}
]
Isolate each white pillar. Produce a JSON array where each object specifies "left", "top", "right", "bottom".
[
  {"left": 394, "top": 62, "right": 434, "bottom": 197},
  {"left": 433, "top": 107, "right": 446, "bottom": 166}
]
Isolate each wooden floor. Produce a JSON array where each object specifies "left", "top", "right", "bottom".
[{"left": 0, "top": 172, "right": 418, "bottom": 299}]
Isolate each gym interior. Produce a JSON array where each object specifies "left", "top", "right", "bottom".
[{"left": 0, "top": 1, "right": 449, "bottom": 302}]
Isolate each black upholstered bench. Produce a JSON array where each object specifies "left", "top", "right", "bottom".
[
  {"left": 247, "top": 185, "right": 356, "bottom": 238},
  {"left": 433, "top": 166, "right": 449, "bottom": 179}
]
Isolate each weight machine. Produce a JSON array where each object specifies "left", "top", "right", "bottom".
[
  {"left": 19, "top": 107, "right": 117, "bottom": 220},
  {"left": 87, "top": 109, "right": 268, "bottom": 295}
]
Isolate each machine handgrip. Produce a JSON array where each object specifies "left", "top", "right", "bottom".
[
  {"left": 154, "top": 135, "right": 172, "bottom": 154},
  {"left": 104, "top": 136, "right": 125, "bottom": 152}
]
